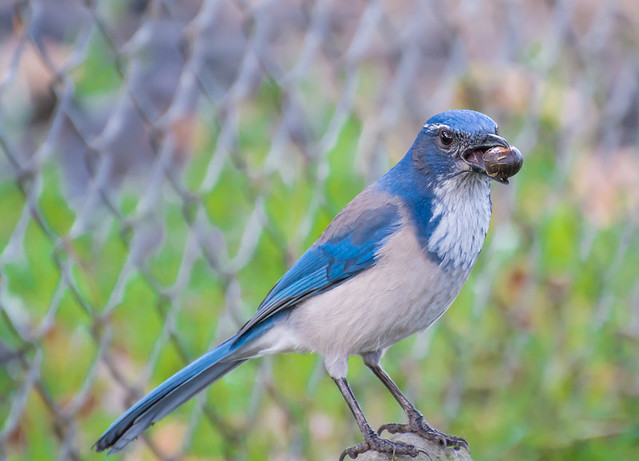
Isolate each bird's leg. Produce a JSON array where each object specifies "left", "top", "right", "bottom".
[
  {"left": 365, "top": 362, "right": 469, "bottom": 452},
  {"left": 333, "top": 377, "right": 423, "bottom": 460}
]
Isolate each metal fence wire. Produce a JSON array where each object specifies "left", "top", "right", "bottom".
[{"left": 1, "top": 0, "right": 638, "bottom": 460}]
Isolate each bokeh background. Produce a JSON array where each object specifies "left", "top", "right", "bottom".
[{"left": 1, "top": 1, "right": 638, "bottom": 460}]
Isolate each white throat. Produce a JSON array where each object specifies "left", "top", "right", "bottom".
[{"left": 427, "top": 174, "right": 492, "bottom": 273}]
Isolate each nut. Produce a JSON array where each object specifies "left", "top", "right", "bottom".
[{"left": 483, "top": 145, "right": 523, "bottom": 180}]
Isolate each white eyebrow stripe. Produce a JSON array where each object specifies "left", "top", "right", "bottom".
[{"left": 423, "top": 123, "right": 450, "bottom": 134}]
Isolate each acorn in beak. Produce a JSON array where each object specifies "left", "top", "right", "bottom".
[{"left": 462, "top": 134, "right": 523, "bottom": 184}]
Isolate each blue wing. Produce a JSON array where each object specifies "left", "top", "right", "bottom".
[{"left": 235, "top": 200, "right": 401, "bottom": 338}]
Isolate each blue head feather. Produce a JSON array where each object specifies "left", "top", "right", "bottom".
[{"left": 426, "top": 109, "right": 498, "bottom": 135}]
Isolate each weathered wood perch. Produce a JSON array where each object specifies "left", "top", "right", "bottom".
[{"left": 347, "top": 433, "right": 473, "bottom": 461}]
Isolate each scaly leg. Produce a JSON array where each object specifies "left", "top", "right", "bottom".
[
  {"left": 333, "top": 377, "right": 424, "bottom": 460},
  {"left": 364, "top": 361, "right": 469, "bottom": 452}
]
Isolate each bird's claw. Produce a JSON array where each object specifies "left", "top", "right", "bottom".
[
  {"left": 378, "top": 421, "right": 469, "bottom": 452},
  {"left": 339, "top": 433, "right": 422, "bottom": 461}
]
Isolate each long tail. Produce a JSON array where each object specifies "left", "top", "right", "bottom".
[{"left": 95, "top": 332, "right": 253, "bottom": 454}]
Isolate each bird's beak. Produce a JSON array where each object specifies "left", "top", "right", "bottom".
[{"left": 461, "top": 134, "right": 523, "bottom": 184}]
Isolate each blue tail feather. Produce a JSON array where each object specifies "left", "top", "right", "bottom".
[{"left": 95, "top": 335, "right": 244, "bottom": 454}]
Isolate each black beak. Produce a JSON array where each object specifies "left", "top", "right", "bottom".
[{"left": 461, "top": 134, "right": 522, "bottom": 184}]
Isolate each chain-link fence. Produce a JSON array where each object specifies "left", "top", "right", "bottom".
[{"left": 1, "top": 0, "right": 638, "bottom": 460}]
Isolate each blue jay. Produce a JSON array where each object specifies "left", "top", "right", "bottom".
[{"left": 95, "top": 110, "right": 522, "bottom": 459}]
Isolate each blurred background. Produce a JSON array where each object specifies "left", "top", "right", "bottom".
[{"left": 1, "top": 0, "right": 638, "bottom": 460}]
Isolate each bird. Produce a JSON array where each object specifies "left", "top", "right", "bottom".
[{"left": 95, "top": 109, "right": 523, "bottom": 459}]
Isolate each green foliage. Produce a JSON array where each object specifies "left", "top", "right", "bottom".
[{"left": 71, "top": 29, "right": 122, "bottom": 98}]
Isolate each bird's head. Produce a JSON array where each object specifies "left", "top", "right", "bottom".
[{"left": 413, "top": 110, "right": 523, "bottom": 184}]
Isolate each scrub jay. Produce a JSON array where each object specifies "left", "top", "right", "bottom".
[{"left": 95, "top": 110, "right": 522, "bottom": 459}]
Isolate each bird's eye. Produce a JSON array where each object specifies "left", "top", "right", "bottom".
[{"left": 439, "top": 130, "right": 453, "bottom": 146}]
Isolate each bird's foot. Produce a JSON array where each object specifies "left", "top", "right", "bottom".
[
  {"left": 378, "top": 419, "right": 469, "bottom": 453},
  {"left": 339, "top": 431, "right": 424, "bottom": 461}
]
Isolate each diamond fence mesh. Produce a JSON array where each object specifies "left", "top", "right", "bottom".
[{"left": 1, "top": 0, "right": 638, "bottom": 460}]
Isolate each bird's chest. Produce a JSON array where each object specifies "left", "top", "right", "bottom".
[
  {"left": 367, "top": 227, "right": 471, "bottom": 341},
  {"left": 386, "top": 177, "right": 492, "bottom": 333}
]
